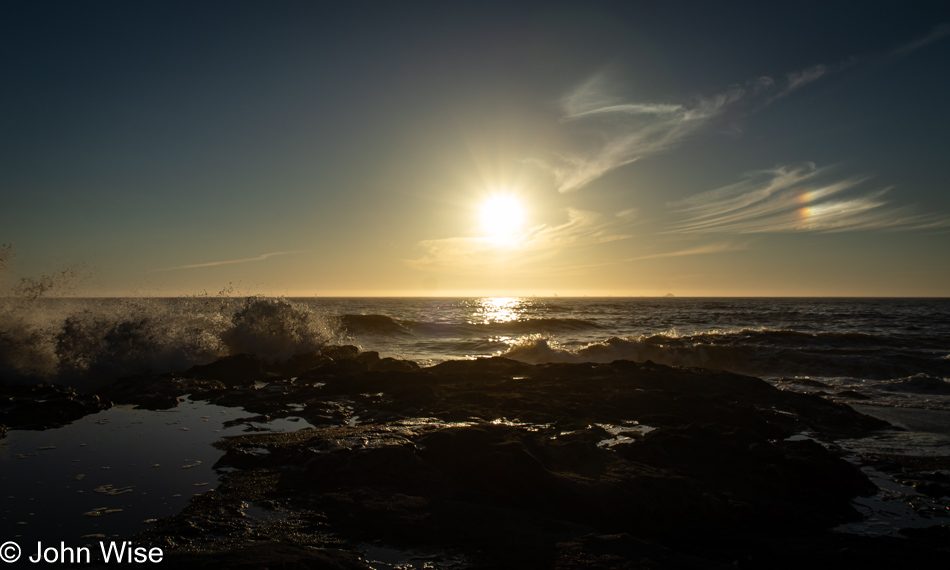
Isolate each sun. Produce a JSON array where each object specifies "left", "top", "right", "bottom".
[{"left": 479, "top": 194, "right": 526, "bottom": 243}]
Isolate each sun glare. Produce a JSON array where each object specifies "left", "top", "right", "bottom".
[{"left": 479, "top": 194, "right": 525, "bottom": 243}]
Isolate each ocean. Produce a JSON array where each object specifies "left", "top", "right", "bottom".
[
  {"left": 3, "top": 296, "right": 949, "bottom": 410},
  {"left": 2, "top": 296, "right": 950, "bottom": 543}
]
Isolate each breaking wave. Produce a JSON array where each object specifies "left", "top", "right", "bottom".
[
  {"left": 0, "top": 297, "right": 337, "bottom": 390},
  {"left": 500, "top": 329, "right": 950, "bottom": 381},
  {"left": 879, "top": 374, "right": 950, "bottom": 395},
  {"left": 3, "top": 294, "right": 948, "bottom": 409}
]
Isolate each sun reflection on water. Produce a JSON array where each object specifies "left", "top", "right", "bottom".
[{"left": 470, "top": 297, "right": 525, "bottom": 324}]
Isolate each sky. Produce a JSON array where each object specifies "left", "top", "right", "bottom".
[{"left": 2, "top": 1, "right": 949, "bottom": 297}]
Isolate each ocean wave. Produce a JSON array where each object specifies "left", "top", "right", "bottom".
[
  {"left": 339, "top": 314, "right": 412, "bottom": 335},
  {"left": 402, "top": 318, "right": 601, "bottom": 338},
  {"left": 221, "top": 297, "right": 335, "bottom": 359},
  {"left": 421, "top": 339, "right": 513, "bottom": 354},
  {"left": 0, "top": 306, "right": 59, "bottom": 381},
  {"left": 4, "top": 296, "right": 948, "bottom": 396},
  {"left": 503, "top": 335, "right": 717, "bottom": 367},
  {"left": 0, "top": 297, "right": 338, "bottom": 390},
  {"left": 466, "top": 318, "right": 602, "bottom": 335},
  {"left": 500, "top": 332, "right": 950, "bottom": 381},
  {"left": 878, "top": 374, "right": 950, "bottom": 395},
  {"left": 681, "top": 328, "right": 886, "bottom": 348}
]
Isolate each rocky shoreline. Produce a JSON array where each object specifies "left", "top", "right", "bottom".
[{"left": 3, "top": 347, "right": 949, "bottom": 568}]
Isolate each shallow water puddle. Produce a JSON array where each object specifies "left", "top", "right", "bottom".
[
  {"left": 360, "top": 544, "right": 468, "bottom": 570},
  {"left": 814, "top": 406, "right": 950, "bottom": 535},
  {"left": 834, "top": 463, "right": 950, "bottom": 537},
  {"left": 0, "top": 400, "right": 314, "bottom": 542},
  {"left": 595, "top": 422, "right": 656, "bottom": 447}
]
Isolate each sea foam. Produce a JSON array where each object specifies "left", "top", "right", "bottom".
[{"left": 0, "top": 297, "right": 338, "bottom": 390}]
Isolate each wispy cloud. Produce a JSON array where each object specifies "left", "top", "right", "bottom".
[
  {"left": 767, "top": 64, "right": 830, "bottom": 102},
  {"left": 542, "top": 73, "right": 744, "bottom": 193},
  {"left": 890, "top": 22, "right": 950, "bottom": 58},
  {"left": 667, "top": 164, "right": 950, "bottom": 234},
  {"left": 150, "top": 250, "right": 305, "bottom": 272},
  {"left": 627, "top": 242, "right": 746, "bottom": 262},
  {"left": 540, "top": 24, "right": 947, "bottom": 195},
  {"left": 539, "top": 62, "right": 829, "bottom": 194},
  {"left": 408, "top": 208, "right": 634, "bottom": 273}
]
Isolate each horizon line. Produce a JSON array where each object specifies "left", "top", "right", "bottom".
[{"left": 6, "top": 294, "right": 949, "bottom": 300}]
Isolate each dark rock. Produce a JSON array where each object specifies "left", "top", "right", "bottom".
[
  {"left": 183, "top": 354, "right": 268, "bottom": 387},
  {"left": 370, "top": 357, "right": 421, "bottom": 372},
  {"left": 557, "top": 533, "right": 703, "bottom": 569},
  {"left": 140, "top": 409, "right": 919, "bottom": 568},
  {"left": 222, "top": 415, "right": 270, "bottom": 429},
  {"left": 36, "top": 354, "right": 931, "bottom": 568},
  {"left": 0, "top": 383, "right": 110, "bottom": 429},
  {"left": 354, "top": 351, "right": 380, "bottom": 367},
  {"left": 131, "top": 393, "right": 183, "bottom": 410},
  {"left": 914, "top": 481, "right": 950, "bottom": 499},
  {"left": 865, "top": 454, "right": 950, "bottom": 472},
  {"left": 899, "top": 524, "right": 950, "bottom": 542},
  {"left": 304, "top": 358, "right": 370, "bottom": 378},
  {"left": 98, "top": 373, "right": 226, "bottom": 410},
  {"left": 320, "top": 345, "right": 361, "bottom": 360},
  {"left": 163, "top": 544, "right": 369, "bottom": 570},
  {"left": 427, "top": 356, "right": 533, "bottom": 377},
  {"left": 266, "top": 351, "right": 333, "bottom": 377}
]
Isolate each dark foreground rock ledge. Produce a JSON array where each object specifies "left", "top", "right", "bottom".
[
  {"left": 0, "top": 382, "right": 109, "bottom": 431},
  {"left": 115, "top": 351, "right": 944, "bottom": 568},
  {"left": 5, "top": 349, "right": 948, "bottom": 568}
]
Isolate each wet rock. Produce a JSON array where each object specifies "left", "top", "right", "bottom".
[
  {"left": 98, "top": 374, "right": 225, "bottom": 410},
  {"left": 0, "top": 383, "right": 110, "bottom": 430},
  {"left": 222, "top": 415, "right": 270, "bottom": 429},
  {"left": 141, "top": 411, "right": 920, "bottom": 568},
  {"left": 300, "top": 357, "right": 370, "bottom": 379},
  {"left": 557, "top": 533, "right": 702, "bottom": 570},
  {"left": 899, "top": 524, "right": 950, "bottom": 542},
  {"left": 865, "top": 453, "right": 950, "bottom": 472},
  {"left": 355, "top": 351, "right": 380, "bottom": 368},
  {"left": 428, "top": 356, "right": 533, "bottom": 377},
  {"left": 266, "top": 351, "right": 333, "bottom": 377},
  {"left": 370, "top": 357, "right": 421, "bottom": 373},
  {"left": 131, "top": 393, "right": 183, "bottom": 410},
  {"left": 614, "top": 425, "right": 876, "bottom": 528},
  {"left": 183, "top": 354, "right": 268, "bottom": 387},
  {"left": 320, "top": 345, "right": 361, "bottom": 360},
  {"left": 914, "top": 481, "right": 950, "bottom": 499},
  {"left": 70, "top": 353, "right": 943, "bottom": 567}
]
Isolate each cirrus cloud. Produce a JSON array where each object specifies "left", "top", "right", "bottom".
[
  {"left": 667, "top": 164, "right": 950, "bottom": 234},
  {"left": 541, "top": 73, "right": 744, "bottom": 194},
  {"left": 149, "top": 250, "right": 305, "bottom": 272}
]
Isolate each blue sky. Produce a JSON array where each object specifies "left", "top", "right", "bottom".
[{"left": 2, "top": 1, "right": 949, "bottom": 296}]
